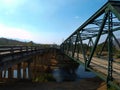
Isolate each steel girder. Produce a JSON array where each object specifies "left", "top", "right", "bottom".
[{"left": 60, "top": 1, "right": 120, "bottom": 90}]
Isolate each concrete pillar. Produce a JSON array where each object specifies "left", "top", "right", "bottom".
[
  {"left": 8, "top": 68, "right": 13, "bottom": 79},
  {"left": 23, "top": 68, "right": 26, "bottom": 79},
  {"left": 33, "top": 57, "right": 37, "bottom": 79},
  {"left": 23, "top": 64, "right": 26, "bottom": 79},
  {"left": 28, "top": 61, "right": 32, "bottom": 80},
  {"left": 17, "top": 63, "right": 21, "bottom": 79}
]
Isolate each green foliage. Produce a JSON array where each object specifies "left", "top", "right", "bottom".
[
  {"left": 33, "top": 73, "right": 55, "bottom": 82},
  {"left": 95, "top": 41, "right": 119, "bottom": 56}
]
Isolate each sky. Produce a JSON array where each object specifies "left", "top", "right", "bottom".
[{"left": 0, "top": 0, "right": 108, "bottom": 44}]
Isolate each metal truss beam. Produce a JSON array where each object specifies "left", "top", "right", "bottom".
[
  {"left": 86, "top": 13, "right": 108, "bottom": 67},
  {"left": 60, "top": 1, "right": 120, "bottom": 89}
]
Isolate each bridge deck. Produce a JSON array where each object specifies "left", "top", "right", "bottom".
[{"left": 66, "top": 52, "right": 120, "bottom": 87}]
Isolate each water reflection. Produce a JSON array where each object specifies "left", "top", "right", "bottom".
[
  {"left": 2, "top": 68, "right": 28, "bottom": 78},
  {"left": 53, "top": 65, "right": 96, "bottom": 82},
  {"left": 76, "top": 65, "right": 96, "bottom": 79},
  {"left": 52, "top": 68, "right": 63, "bottom": 82}
]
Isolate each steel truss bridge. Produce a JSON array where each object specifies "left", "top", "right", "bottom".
[{"left": 60, "top": 1, "right": 120, "bottom": 89}]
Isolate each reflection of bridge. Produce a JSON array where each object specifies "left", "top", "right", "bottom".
[
  {"left": 0, "top": 1, "right": 120, "bottom": 90},
  {"left": 60, "top": 1, "right": 120, "bottom": 89}
]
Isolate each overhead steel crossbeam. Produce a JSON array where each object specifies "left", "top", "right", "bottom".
[
  {"left": 60, "top": 1, "right": 120, "bottom": 90},
  {"left": 93, "top": 17, "right": 120, "bottom": 26},
  {"left": 61, "top": 1, "right": 120, "bottom": 44}
]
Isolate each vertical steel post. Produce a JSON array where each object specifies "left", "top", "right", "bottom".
[
  {"left": 78, "top": 33, "right": 87, "bottom": 62},
  {"left": 72, "top": 34, "right": 78, "bottom": 58},
  {"left": 71, "top": 37, "right": 74, "bottom": 57},
  {"left": 107, "top": 10, "right": 113, "bottom": 84},
  {"left": 69, "top": 37, "right": 73, "bottom": 56},
  {"left": 63, "top": 42, "right": 65, "bottom": 52},
  {"left": 67, "top": 39, "right": 71, "bottom": 55}
]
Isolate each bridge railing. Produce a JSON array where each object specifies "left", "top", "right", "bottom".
[{"left": 0, "top": 46, "right": 42, "bottom": 55}]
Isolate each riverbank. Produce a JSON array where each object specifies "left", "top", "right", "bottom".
[{"left": 0, "top": 77, "right": 107, "bottom": 90}]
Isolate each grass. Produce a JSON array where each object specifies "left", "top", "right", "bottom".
[{"left": 32, "top": 73, "right": 55, "bottom": 82}]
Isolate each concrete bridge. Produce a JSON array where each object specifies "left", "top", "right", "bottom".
[
  {"left": 0, "top": 0, "right": 120, "bottom": 90},
  {"left": 0, "top": 46, "right": 78, "bottom": 81},
  {"left": 0, "top": 46, "right": 49, "bottom": 80}
]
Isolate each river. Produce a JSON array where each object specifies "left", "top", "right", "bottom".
[{"left": 52, "top": 65, "right": 96, "bottom": 82}]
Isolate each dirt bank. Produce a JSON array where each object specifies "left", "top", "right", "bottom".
[{"left": 0, "top": 77, "right": 107, "bottom": 90}]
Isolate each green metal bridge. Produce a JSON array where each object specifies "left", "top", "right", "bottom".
[{"left": 60, "top": 1, "right": 120, "bottom": 89}]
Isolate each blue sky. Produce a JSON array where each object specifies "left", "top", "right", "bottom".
[{"left": 0, "top": 0, "right": 108, "bottom": 44}]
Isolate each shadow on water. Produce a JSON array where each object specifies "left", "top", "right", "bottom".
[{"left": 52, "top": 65, "right": 96, "bottom": 82}]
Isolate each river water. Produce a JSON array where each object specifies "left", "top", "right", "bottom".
[
  {"left": 52, "top": 65, "right": 96, "bottom": 82},
  {"left": 2, "top": 65, "right": 96, "bottom": 82},
  {"left": 2, "top": 68, "right": 29, "bottom": 78}
]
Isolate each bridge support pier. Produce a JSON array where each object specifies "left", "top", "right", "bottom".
[
  {"left": 23, "top": 68, "right": 26, "bottom": 79},
  {"left": 28, "top": 61, "right": 32, "bottom": 80},
  {"left": 8, "top": 68, "right": 13, "bottom": 79},
  {"left": 33, "top": 56, "right": 38, "bottom": 79},
  {"left": 23, "top": 63, "right": 27, "bottom": 79},
  {"left": 17, "top": 63, "right": 21, "bottom": 79}
]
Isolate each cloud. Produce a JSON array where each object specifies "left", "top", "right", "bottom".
[
  {"left": 31, "top": 31, "right": 63, "bottom": 44},
  {"left": 0, "top": 24, "right": 33, "bottom": 41},
  {"left": 0, "top": 23, "right": 61, "bottom": 44}
]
